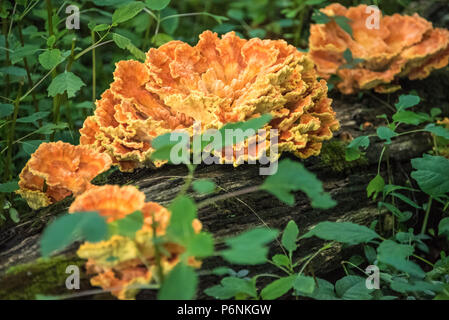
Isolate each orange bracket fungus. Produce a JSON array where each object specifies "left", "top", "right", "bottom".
[
  {"left": 16, "top": 141, "right": 112, "bottom": 210},
  {"left": 69, "top": 185, "right": 202, "bottom": 300},
  {"left": 80, "top": 30, "right": 340, "bottom": 171},
  {"left": 309, "top": 4, "right": 449, "bottom": 94}
]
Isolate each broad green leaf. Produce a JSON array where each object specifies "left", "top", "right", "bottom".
[
  {"left": 336, "top": 276, "right": 372, "bottom": 300},
  {"left": 346, "top": 135, "right": 370, "bottom": 161},
  {"left": 16, "top": 111, "right": 50, "bottom": 123},
  {"left": 151, "top": 33, "right": 173, "bottom": 47},
  {"left": 293, "top": 275, "right": 315, "bottom": 295},
  {"left": 161, "top": 7, "right": 178, "bottom": 35},
  {"left": 38, "top": 49, "right": 63, "bottom": 70},
  {"left": 10, "top": 45, "right": 40, "bottom": 64},
  {"left": 377, "top": 240, "right": 425, "bottom": 278},
  {"left": 221, "top": 228, "right": 278, "bottom": 265},
  {"left": 261, "top": 159, "right": 336, "bottom": 208},
  {"left": 205, "top": 277, "right": 257, "bottom": 299},
  {"left": 186, "top": 232, "right": 214, "bottom": 258},
  {"left": 312, "top": 10, "right": 331, "bottom": 24},
  {"left": 150, "top": 131, "right": 190, "bottom": 163},
  {"left": 167, "top": 196, "right": 196, "bottom": 245},
  {"left": 390, "top": 279, "right": 442, "bottom": 294},
  {"left": 334, "top": 16, "right": 353, "bottom": 36},
  {"left": 145, "top": 0, "right": 171, "bottom": 11},
  {"left": 261, "top": 275, "right": 296, "bottom": 300},
  {"left": 21, "top": 140, "right": 47, "bottom": 155},
  {"left": 424, "top": 124, "right": 449, "bottom": 139},
  {"left": 108, "top": 210, "right": 143, "bottom": 237},
  {"left": 0, "top": 103, "right": 14, "bottom": 118},
  {"left": 192, "top": 179, "right": 216, "bottom": 195},
  {"left": 296, "top": 278, "right": 338, "bottom": 300},
  {"left": 9, "top": 207, "right": 19, "bottom": 223},
  {"left": 48, "top": 72, "right": 85, "bottom": 98},
  {"left": 301, "top": 222, "right": 380, "bottom": 245},
  {"left": 395, "top": 95, "right": 420, "bottom": 111},
  {"left": 112, "top": 1, "right": 145, "bottom": 24},
  {"left": 112, "top": 33, "right": 146, "bottom": 60},
  {"left": 438, "top": 217, "right": 449, "bottom": 238},
  {"left": 40, "top": 212, "right": 108, "bottom": 257},
  {"left": 272, "top": 254, "right": 290, "bottom": 268},
  {"left": 377, "top": 126, "right": 397, "bottom": 144},
  {"left": 411, "top": 155, "right": 449, "bottom": 196},
  {"left": 392, "top": 111, "right": 429, "bottom": 125},
  {"left": 281, "top": 220, "right": 299, "bottom": 254},
  {"left": 158, "top": 263, "right": 198, "bottom": 300},
  {"left": 0, "top": 66, "right": 27, "bottom": 78},
  {"left": 367, "top": 174, "right": 384, "bottom": 200},
  {"left": 0, "top": 181, "right": 19, "bottom": 193}
]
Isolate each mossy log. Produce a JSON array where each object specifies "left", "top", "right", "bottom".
[{"left": 0, "top": 85, "right": 444, "bottom": 299}]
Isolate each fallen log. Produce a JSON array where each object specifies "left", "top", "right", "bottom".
[{"left": 0, "top": 92, "right": 437, "bottom": 299}]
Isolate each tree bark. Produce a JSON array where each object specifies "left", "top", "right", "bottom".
[{"left": 0, "top": 94, "right": 435, "bottom": 299}]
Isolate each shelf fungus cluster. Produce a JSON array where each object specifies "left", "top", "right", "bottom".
[
  {"left": 16, "top": 142, "right": 112, "bottom": 210},
  {"left": 309, "top": 4, "right": 449, "bottom": 94},
  {"left": 80, "top": 30, "right": 340, "bottom": 171},
  {"left": 69, "top": 185, "right": 202, "bottom": 300}
]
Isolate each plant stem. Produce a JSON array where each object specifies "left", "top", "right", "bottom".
[
  {"left": 91, "top": 30, "right": 96, "bottom": 104},
  {"left": 421, "top": 197, "right": 433, "bottom": 235},
  {"left": 197, "top": 185, "right": 261, "bottom": 209}
]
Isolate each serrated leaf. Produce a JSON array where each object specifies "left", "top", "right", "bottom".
[
  {"left": 158, "top": 263, "right": 197, "bottom": 300},
  {"left": 186, "top": 232, "right": 214, "bottom": 258},
  {"left": 367, "top": 174, "right": 384, "bottom": 200},
  {"left": 301, "top": 221, "right": 380, "bottom": 245},
  {"left": 48, "top": 72, "right": 85, "bottom": 98},
  {"left": 108, "top": 210, "right": 143, "bottom": 237},
  {"left": 38, "top": 49, "right": 63, "bottom": 70},
  {"left": 261, "top": 159, "right": 336, "bottom": 208},
  {"left": 40, "top": 212, "right": 108, "bottom": 257},
  {"left": 205, "top": 277, "right": 257, "bottom": 299}
]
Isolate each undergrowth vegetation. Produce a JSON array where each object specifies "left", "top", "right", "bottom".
[{"left": 1, "top": 0, "right": 449, "bottom": 300}]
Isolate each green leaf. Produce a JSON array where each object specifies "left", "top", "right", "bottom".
[
  {"left": 21, "top": 140, "right": 47, "bottom": 155},
  {"left": 9, "top": 207, "right": 19, "bottom": 223},
  {"left": 112, "top": 1, "right": 145, "bottom": 24},
  {"left": 150, "top": 131, "right": 190, "bottom": 163},
  {"left": 272, "top": 254, "right": 290, "bottom": 268},
  {"left": 161, "top": 7, "right": 179, "bottom": 35},
  {"left": 336, "top": 276, "right": 372, "bottom": 300},
  {"left": 40, "top": 212, "right": 108, "bottom": 257},
  {"left": 438, "top": 217, "right": 449, "bottom": 238},
  {"left": 281, "top": 220, "right": 299, "bottom": 254},
  {"left": 221, "top": 228, "right": 278, "bottom": 265},
  {"left": 390, "top": 279, "right": 442, "bottom": 294},
  {"left": 92, "top": 24, "right": 110, "bottom": 32},
  {"left": 377, "top": 126, "right": 397, "bottom": 144},
  {"left": 10, "top": 45, "right": 40, "bottom": 64},
  {"left": 312, "top": 10, "right": 331, "bottom": 24},
  {"left": 158, "top": 263, "right": 198, "bottom": 300},
  {"left": 261, "top": 275, "right": 296, "bottom": 300},
  {"left": 424, "top": 124, "right": 449, "bottom": 139},
  {"left": 0, "top": 66, "right": 27, "bottom": 78},
  {"left": 145, "top": 0, "right": 171, "bottom": 11},
  {"left": 395, "top": 94, "right": 420, "bottom": 111},
  {"left": 0, "top": 181, "right": 19, "bottom": 193},
  {"left": 151, "top": 33, "right": 173, "bottom": 47},
  {"left": 377, "top": 240, "right": 425, "bottom": 278},
  {"left": 411, "top": 154, "right": 449, "bottom": 196},
  {"left": 301, "top": 222, "right": 380, "bottom": 245},
  {"left": 167, "top": 196, "right": 196, "bottom": 245},
  {"left": 296, "top": 278, "right": 338, "bottom": 300},
  {"left": 0, "top": 103, "right": 14, "bottom": 118},
  {"left": 38, "top": 49, "right": 63, "bottom": 70},
  {"left": 192, "top": 179, "right": 216, "bottom": 195},
  {"left": 186, "top": 232, "right": 214, "bottom": 258},
  {"left": 367, "top": 174, "right": 385, "bottom": 200},
  {"left": 261, "top": 159, "right": 336, "bottom": 208},
  {"left": 35, "top": 123, "right": 68, "bottom": 135},
  {"left": 392, "top": 111, "right": 429, "bottom": 125},
  {"left": 108, "top": 210, "right": 143, "bottom": 237},
  {"left": 16, "top": 111, "right": 50, "bottom": 123},
  {"left": 205, "top": 277, "right": 257, "bottom": 299},
  {"left": 346, "top": 135, "right": 370, "bottom": 161},
  {"left": 112, "top": 33, "right": 146, "bottom": 60},
  {"left": 293, "top": 275, "right": 315, "bottom": 295},
  {"left": 334, "top": 16, "right": 353, "bottom": 36},
  {"left": 48, "top": 72, "right": 85, "bottom": 98}
]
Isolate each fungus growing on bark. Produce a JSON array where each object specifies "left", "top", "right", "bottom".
[
  {"left": 72, "top": 185, "right": 202, "bottom": 299},
  {"left": 80, "top": 30, "right": 339, "bottom": 171},
  {"left": 16, "top": 141, "right": 112, "bottom": 210},
  {"left": 309, "top": 4, "right": 449, "bottom": 94}
]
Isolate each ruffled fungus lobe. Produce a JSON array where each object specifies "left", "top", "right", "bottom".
[
  {"left": 80, "top": 31, "right": 339, "bottom": 171},
  {"left": 309, "top": 4, "right": 449, "bottom": 94},
  {"left": 16, "top": 141, "right": 112, "bottom": 210},
  {"left": 73, "top": 185, "right": 202, "bottom": 299}
]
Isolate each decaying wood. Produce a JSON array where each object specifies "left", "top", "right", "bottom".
[{"left": 0, "top": 89, "right": 439, "bottom": 298}]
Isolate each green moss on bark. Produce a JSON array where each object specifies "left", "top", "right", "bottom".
[
  {"left": 319, "top": 140, "right": 368, "bottom": 173},
  {"left": 0, "top": 255, "right": 87, "bottom": 300}
]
